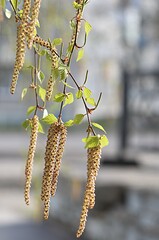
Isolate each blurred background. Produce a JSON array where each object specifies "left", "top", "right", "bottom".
[{"left": 1, "top": 0, "right": 159, "bottom": 239}]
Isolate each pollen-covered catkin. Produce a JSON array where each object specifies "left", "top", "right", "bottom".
[
  {"left": 27, "top": 0, "right": 41, "bottom": 49},
  {"left": 42, "top": 123, "right": 61, "bottom": 219},
  {"left": 10, "top": 0, "right": 31, "bottom": 94},
  {"left": 24, "top": 115, "right": 38, "bottom": 205},
  {"left": 76, "top": 145, "right": 102, "bottom": 238},
  {"left": 46, "top": 74, "right": 54, "bottom": 101},
  {"left": 10, "top": 24, "right": 26, "bottom": 94},
  {"left": 51, "top": 123, "right": 67, "bottom": 196},
  {"left": 41, "top": 122, "right": 59, "bottom": 201}
]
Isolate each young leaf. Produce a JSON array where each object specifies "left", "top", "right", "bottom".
[
  {"left": 92, "top": 122, "right": 106, "bottom": 133},
  {"left": 54, "top": 93, "right": 65, "bottom": 102},
  {"left": 22, "top": 119, "right": 30, "bottom": 130},
  {"left": 63, "top": 92, "right": 74, "bottom": 107},
  {"left": 59, "top": 68, "right": 68, "bottom": 81},
  {"left": 73, "top": 1, "right": 81, "bottom": 9},
  {"left": 76, "top": 89, "right": 83, "bottom": 99},
  {"left": 76, "top": 48, "right": 84, "bottom": 62},
  {"left": 64, "top": 119, "right": 74, "bottom": 127},
  {"left": 83, "top": 136, "right": 100, "bottom": 149},
  {"left": 27, "top": 106, "right": 36, "bottom": 115},
  {"left": 83, "top": 87, "right": 92, "bottom": 98},
  {"left": 52, "top": 68, "right": 59, "bottom": 80},
  {"left": 38, "top": 86, "right": 46, "bottom": 102},
  {"left": 38, "top": 122, "right": 45, "bottom": 133},
  {"left": 52, "top": 38, "right": 62, "bottom": 46},
  {"left": 11, "top": 0, "right": 18, "bottom": 10},
  {"left": 61, "top": 80, "right": 74, "bottom": 89},
  {"left": 37, "top": 71, "right": 45, "bottom": 83},
  {"left": 85, "top": 21, "right": 92, "bottom": 36},
  {"left": 100, "top": 135, "right": 109, "bottom": 148},
  {"left": 1, "top": 0, "right": 6, "bottom": 9},
  {"left": 42, "top": 114, "right": 57, "bottom": 124},
  {"left": 85, "top": 97, "right": 96, "bottom": 106},
  {"left": 73, "top": 114, "right": 85, "bottom": 124},
  {"left": 21, "top": 88, "right": 27, "bottom": 100}
]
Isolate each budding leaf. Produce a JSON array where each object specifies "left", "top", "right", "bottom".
[
  {"left": 21, "top": 88, "right": 27, "bottom": 100},
  {"left": 1, "top": 0, "right": 6, "bottom": 8},
  {"left": 38, "top": 86, "right": 46, "bottom": 102},
  {"left": 73, "top": 114, "right": 85, "bottom": 124},
  {"left": 83, "top": 87, "right": 92, "bottom": 98},
  {"left": 82, "top": 136, "right": 100, "bottom": 149},
  {"left": 22, "top": 119, "right": 30, "bottom": 130},
  {"left": 42, "top": 114, "right": 57, "bottom": 124},
  {"left": 77, "top": 48, "right": 84, "bottom": 62},
  {"left": 76, "top": 89, "right": 83, "bottom": 99},
  {"left": 63, "top": 92, "right": 74, "bottom": 107},
  {"left": 38, "top": 122, "right": 44, "bottom": 134},
  {"left": 53, "top": 38, "right": 62, "bottom": 46},
  {"left": 92, "top": 122, "right": 106, "bottom": 133},
  {"left": 27, "top": 106, "right": 36, "bottom": 115},
  {"left": 54, "top": 93, "right": 65, "bottom": 102},
  {"left": 85, "top": 97, "right": 96, "bottom": 106},
  {"left": 85, "top": 21, "right": 92, "bottom": 36},
  {"left": 100, "top": 135, "right": 109, "bottom": 148},
  {"left": 38, "top": 71, "right": 45, "bottom": 83},
  {"left": 64, "top": 119, "right": 74, "bottom": 127},
  {"left": 73, "top": 1, "right": 81, "bottom": 9}
]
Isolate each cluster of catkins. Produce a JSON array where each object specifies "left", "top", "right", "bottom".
[
  {"left": 24, "top": 116, "right": 102, "bottom": 237},
  {"left": 10, "top": 0, "right": 42, "bottom": 94},
  {"left": 24, "top": 118, "right": 67, "bottom": 218}
]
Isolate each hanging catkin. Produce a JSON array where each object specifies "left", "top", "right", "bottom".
[
  {"left": 51, "top": 123, "right": 67, "bottom": 196},
  {"left": 42, "top": 122, "right": 60, "bottom": 219},
  {"left": 24, "top": 115, "right": 39, "bottom": 205},
  {"left": 76, "top": 145, "right": 101, "bottom": 238},
  {"left": 27, "top": 0, "right": 41, "bottom": 49},
  {"left": 46, "top": 47, "right": 58, "bottom": 101},
  {"left": 10, "top": 0, "right": 31, "bottom": 94}
]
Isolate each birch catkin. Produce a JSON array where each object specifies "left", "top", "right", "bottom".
[
  {"left": 51, "top": 123, "right": 67, "bottom": 196},
  {"left": 76, "top": 145, "right": 102, "bottom": 238},
  {"left": 10, "top": 0, "right": 31, "bottom": 94},
  {"left": 27, "top": 0, "right": 41, "bottom": 49},
  {"left": 24, "top": 115, "right": 39, "bottom": 205}
]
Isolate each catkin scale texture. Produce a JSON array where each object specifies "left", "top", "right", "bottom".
[
  {"left": 76, "top": 145, "right": 101, "bottom": 238},
  {"left": 24, "top": 115, "right": 38, "bottom": 205}
]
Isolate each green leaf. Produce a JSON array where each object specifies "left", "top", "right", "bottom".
[
  {"left": 92, "top": 122, "right": 106, "bottom": 133},
  {"left": 27, "top": 106, "right": 36, "bottom": 116},
  {"left": 0, "top": 0, "right": 6, "bottom": 8},
  {"left": 10, "top": 0, "right": 18, "bottom": 10},
  {"left": 64, "top": 120, "right": 74, "bottom": 127},
  {"left": 100, "top": 135, "right": 109, "bottom": 148},
  {"left": 85, "top": 97, "right": 96, "bottom": 106},
  {"left": 39, "top": 49, "right": 46, "bottom": 56},
  {"left": 73, "top": 114, "right": 85, "bottom": 124},
  {"left": 54, "top": 93, "right": 65, "bottom": 102},
  {"left": 21, "top": 88, "right": 27, "bottom": 100},
  {"left": 42, "top": 114, "right": 57, "bottom": 124},
  {"left": 38, "top": 122, "right": 44, "bottom": 134},
  {"left": 38, "top": 86, "right": 46, "bottom": 102},
  {"left": 72, "top": 1, "right": 82, "bottom": 9},
  {"left": 46, "top": 51, "right": 52, "bottom": 61},
  {"left": 63, "top": 92, "right": 74, "bottom": 107},
  {"left": 35, "top": 19, "right": 40, "bottom": 28},
  {"left": 22, "top": 119, "right": 30, "bottom": 130},
  {"left": 52, "top": 68, "right": 59, "bottom": 80},
  {"left": 52, "top": 38, "right": 62, "bottom": 46},
  {"left": 37, "top": 71, "right": 45, "bottom": 83},
  {"left": 61, "top": 80, "right": 74, "bottom": 89},
  {"left": 83, "top": 136, "right": 100, "bottom": 149},
  {"left": 59, "top": 67, "right": 68, "bottom": 81},
  {"left": 85, "top": 21, "right": 92, "bottom": 36},
  {"left": 76, "top": 48, "right": 84, "bottom": 62},
  {"left": 76, "top": 89, "right": 83, "bottom": 99},
  {"left": 83, "top": 87, "right": 92, "bottom": 98}
]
